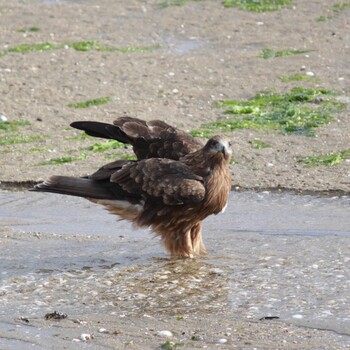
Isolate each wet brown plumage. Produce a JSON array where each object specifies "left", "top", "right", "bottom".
[{"left": 33, "top": 117, "right": 232, "bottom": 258}]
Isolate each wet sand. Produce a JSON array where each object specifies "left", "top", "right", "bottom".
[{"left": 1, "top": 190, "right": 349, "bottom": 349}]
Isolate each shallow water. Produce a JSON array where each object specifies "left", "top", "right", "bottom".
[{"left": 0, "top": 190, "right": 349, "bottom": 348}]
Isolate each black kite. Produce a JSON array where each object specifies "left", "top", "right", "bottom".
[{"left": 33, "top": 117, "right": 232, "bottom": 258}]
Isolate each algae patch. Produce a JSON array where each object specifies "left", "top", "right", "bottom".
[
  {"left": 317, "top": 2, "right": 350, "bottom": 21},
  {"left": 66, "top": 132, "right": 94, "bottom": 141},
  {"left": 86, "top": 140, "right": 136, "bottom": 161},
  {"left": 223, "top": 0, "right": 293, "bottom": 12},
  {"left": 280, "top": 74, "right": 319, "bottom": 83},
  {"left": 0, "top": 119, "right": 44, "bottom": 147},
  {"left": 8, "top": 42, "right": 58, "bottom": 53},
  {"left": 159, "top": 0, "right": 204, "bottom": 8},
  {"left": 0, "top": 134, "right": 44, "bottom": 146},
  {"left": 160, "top": 341, "right": 184, "bottom": 349},
  {"left": 34, "top": 154, "right": 88, "bottom": 166},
  {"left": 299, "top": 150, "right": 350, "bottom": 167},
  {"left": 249, "top": 140, "right": 271, "bottom": 149},
  {"left": 2, "top": 41, "right": 160, "bottom": 56},
  {"left": 17, "top": 27, "right": 40, "bottom": 33},
  {"left": 68, "top": 97, "right": 110, "bottom": 109},
  {"left": 260, "top": 48, "right": 309, "bottom": 59},
  {"left": 0, "top": 120, "right": 31, "bottom": 132},
  {"left": 65, "top": 41, "right": 160, "bottom": 53},
  {"left": 116, "top": 44, "right": 161, "bottom": 53},
  {"left": 87, "top": 140, "right": 125, "bottom": 152},
  {"left": 191, "top": 87, "right": 343, "bottom": 137}
]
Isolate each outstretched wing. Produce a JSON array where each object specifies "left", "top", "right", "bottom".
[{"left": 71, "top": 117, "right": 203, "bottom": 161}]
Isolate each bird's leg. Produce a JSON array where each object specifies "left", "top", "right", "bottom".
[
  {"left": 191, "top": 222, "right": 207, "bottom": 256},
  {"left": 178, "top": 229, "right": 194, "bottom": 258},
  {"left": 162, "top": 228, "right": 194, "bottom": 258}
]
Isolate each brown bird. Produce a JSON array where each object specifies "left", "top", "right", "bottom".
[{"left": 33, "top": 117, "right": 232, "bottom": 258}]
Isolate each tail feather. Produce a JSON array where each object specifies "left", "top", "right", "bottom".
[{"left": 32, "top": 176, "right": 119, "bottom": 200}]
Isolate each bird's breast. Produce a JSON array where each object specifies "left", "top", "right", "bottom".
[{"left": 201, "top": 162, "right": 231, "bottom": 217}]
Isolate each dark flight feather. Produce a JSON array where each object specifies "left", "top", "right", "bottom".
[{"left": 71, "top": 116, "right": 203, "bottom": 160}]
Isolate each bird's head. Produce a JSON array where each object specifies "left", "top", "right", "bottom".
[{"left": 204, "top": 135, "right": 232, "bottom": 162}]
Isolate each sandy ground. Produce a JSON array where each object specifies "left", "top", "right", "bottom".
[{"left": 0, "top": 0, "right": 349, "bottom": 193}]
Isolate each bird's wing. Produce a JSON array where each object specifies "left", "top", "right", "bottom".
[
  {"left": 87, "top": 159, "right": 133, "bottom": 181},
  {"left": 71, "top": 117, "right": 203, "bottom": 160},
  {"left": 111, "top": 158, "right": 206, "bottom": 206}
]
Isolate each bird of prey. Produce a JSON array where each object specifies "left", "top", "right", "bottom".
[{"left": 33, "top": 117, "right": 232, "bottom": 258}]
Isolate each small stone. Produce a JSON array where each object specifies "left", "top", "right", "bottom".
[
  {"left": 45, "top": 311, "right": 67, "bottom": 320},
  {"left": 168, "top": 72, "right": 175, "bottom": 76},
  {"left": 157, "top": 330, "right": 173, "bottom": 337},
  {"left": 80, "top": 333, "right": 93, "bottom": 341},
  {"left": 133, "top": 293, "right": 147, "bottom": 299},
  {"left": 191, "top": 335, "right": 204, "bottom": 341},
  {"left": 292, "top": 314, "right": 303, "bottom": 319},
  {"left": 306, "top": 71, "right": 314, "bottom": 76},
  {"left": 98, "top": 328, "right": 108, "bottom": 333},
  {"left": 217, "top": 338, "right": 227, "bottom": 344},
  {"left": 0, "top": 115, "right": 8, "bottom": 122}
]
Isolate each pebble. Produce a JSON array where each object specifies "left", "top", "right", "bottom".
[
  {"left": 292, "top": 314, "right": 303, "bottom": 319},
  {"left": 306, "top": 71, "right": 314, "bottom": 76},
  {"left": 80, "top": 333, "right": 93, "bottom": 341},
  {"left": 98, "top": 328, "right": 108, "bottom": 333},
  {"left": 133, "top": 293, "right": 147, "bottom": 299},
  {"left": 157, "top": 330, "right": 173, "bottom": 337},
  {"left": 217, "top": 338, "right": 227, "bottom": 344},
  {"left": 0, "top": 115, "right": 8, "bottom": 122}
]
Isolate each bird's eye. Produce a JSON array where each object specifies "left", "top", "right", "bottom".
[{"left": 228, "top": 141, "right": 232, "bottom": 147}]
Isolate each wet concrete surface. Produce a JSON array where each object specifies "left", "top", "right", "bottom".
[{"left": 0, "top": 190, "right": 349, "bottom": 349}]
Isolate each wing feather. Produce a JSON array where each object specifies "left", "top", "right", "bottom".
[
  {"left": 71, "top": 117, "right": 203, "bottom": 161},
  {"left": 111, "top": 158, "right": 206, "bottom": 206},
  {"left": 88, "top": 160, "right": 134, "bottom": 181}
]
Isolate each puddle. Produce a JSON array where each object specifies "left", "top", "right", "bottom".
[
  {"left": 161, "top": 35, "right": 207, "bottom": 55},
  {"left": 0, "top": 190, "right": 349, "bottom": 348}
]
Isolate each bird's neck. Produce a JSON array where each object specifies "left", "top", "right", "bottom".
[{"left": 203, "top": 159, "right": 232, "bottom": 215}]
